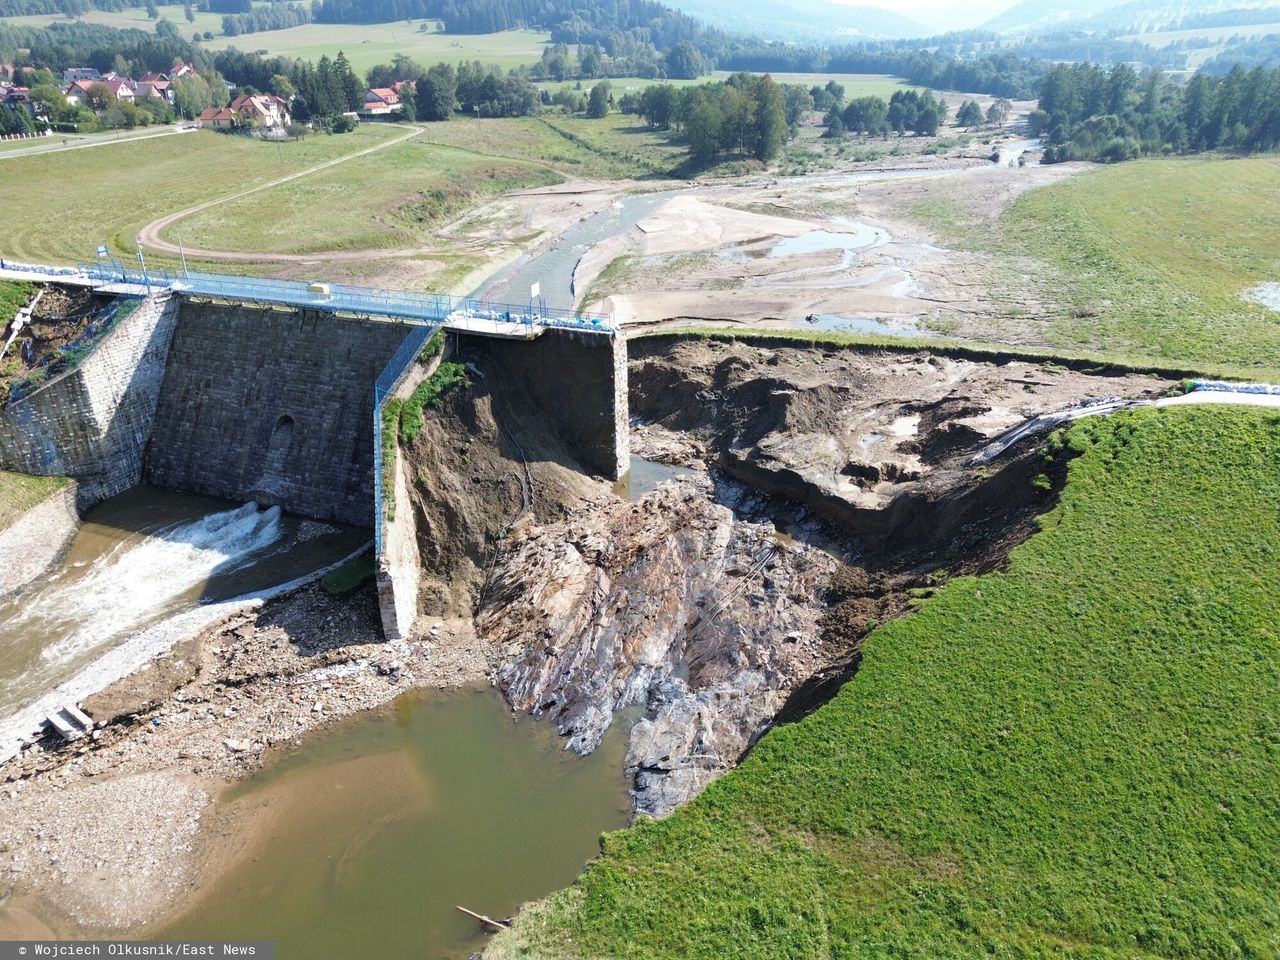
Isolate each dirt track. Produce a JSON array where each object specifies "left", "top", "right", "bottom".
[{"left": 136, "top": 125, "right": 423, "bottom": 264}]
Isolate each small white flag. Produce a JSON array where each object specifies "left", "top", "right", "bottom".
[
  {"left": 529, "top": 282, "right": 541, "bottom": 300},
  {"left": 96, "top": 245, "right": 109, "bottom": 258}
]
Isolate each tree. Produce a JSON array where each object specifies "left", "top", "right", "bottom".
[
  {"left": 751, "top": 74, "right": 786, "bottom": 160},
  {"left": 84, "top": 81, "right": 115, "bottom": 113},
  {"left": 782, "top": 84, "right": 813, "bottom": 131},
  {"left": 685, "top": 99, "right": 722, "bottom": 162},
  {"left": 415, "top": 73, "right": 453, "bottom": 121},
  {"left": 184, "top": 2, "right": 194, "bottom": 22},
  {"left": 639, "top": 84, "right": 675, "bottom": 129},
  {"left": 586, "top": 80, "right": 610, "bottom": 119},
  {"left": 986, "top": 98, "right": 1012, "bottom": 127},
  {"left": 144, "top": 0, "right": 158, "bottom": 19},
  {"left": 334, "top": 51, "right": 362, "bottom": 111},
  {"left": 665, "top": 42, "right": 703, "bottom": 80},
  {"left": 269, "top": 74, "right": 294, "bottom": 100},
  {"left": 842, "top": 96, "right": 888, "bottom": 136},
  {"left": 956, "top": 100, "right": 984, "bottom": 128},
  {"left": 580, "top": 48, "right": 601, "bottom": 78}
]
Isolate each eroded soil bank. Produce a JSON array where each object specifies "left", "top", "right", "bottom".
[
  {"left": 467, "top": 336, "right": 1171, "bottom": 814},
  {"left": 0, "top": 334, "right": 1174, "bottom": 937}
]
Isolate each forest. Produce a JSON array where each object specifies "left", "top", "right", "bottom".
[{"left": 1035, "top": 61, "right": 1280, "bottom": 162}]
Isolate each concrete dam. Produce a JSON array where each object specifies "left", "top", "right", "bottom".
[{"left": 0, "top": 268, "right": 628, "bottom": 753}]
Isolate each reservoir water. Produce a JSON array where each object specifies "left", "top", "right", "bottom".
[
  {"left": 156, "top": 688, "right": 632, "bottom": 960},
  {"left": 0, "top": 486, "right": 367, "bottom": 721}
]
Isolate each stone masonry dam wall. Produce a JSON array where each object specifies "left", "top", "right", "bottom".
[
  {"left": 0, "top": 291, "right": 180, "bottom": 510},
  {"left": 144, "top": 302, "right": 410, "bottom": 526}
]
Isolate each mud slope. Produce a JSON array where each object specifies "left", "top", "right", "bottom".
[{"left": 401, "top": 335, "right": 607, "bottom": 618}]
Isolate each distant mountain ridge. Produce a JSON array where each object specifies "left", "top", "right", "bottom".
[
  {"left": 983, "top": 0, "right": 1280, "bottom": 35},
  {"left": 664, "top": 0, "right": 931, "bottom": 40}
]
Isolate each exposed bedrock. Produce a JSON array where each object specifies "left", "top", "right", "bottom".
[{"left": 476, "top": 480, "right": 836, "bottom": 816}]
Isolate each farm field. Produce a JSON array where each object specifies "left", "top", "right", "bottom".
[
  {"left": 489, "top": 404, "right": 1280, "bottom": 960},
  {"left": 410, "top": 112, "right": 687, "bottom": 179},
  {"left": 913, "top": 155, "right": 1280, "bottom": 380},
  {"left": 1122, "top": 21, "right": 1280, "bottom": 67},
  {"left": 172, "top": 139, "right": 560, "bottom": 254},
  {"left": 0, "top": 124, "right": 404, "bottom": 265},
  {"left": 200, "top": 23, "right": 551, "bottom": 74},
  {"left": 1, "top": 2, "right": 234, "bottom": 37},
  {"left": 536, "top": 72, "right": 915, "bottom": 100}
]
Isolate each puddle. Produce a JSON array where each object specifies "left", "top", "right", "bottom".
[
  {"left": 802, "top": 314, "right": 925, "bottom": 338},
  {"left": 156, "top": 688, "right": 632, "bottom": 959},
  {"left": 1246, "top": 283, "right": 1280, "bottom": 311},
  {"left": 614, "top": 456, "right": 698, "bottom": 501},
  {"left": 769, "top": 217, "right": 888, "bottom": 261}
]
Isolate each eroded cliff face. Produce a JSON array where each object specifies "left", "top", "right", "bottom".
[
  {"left": 409, "top": 336, "right": 1173, "bottom": 815},
  {"left": 477, "top": 479, "right": 836, "bottom": 815}
]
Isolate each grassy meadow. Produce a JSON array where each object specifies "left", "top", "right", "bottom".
[
  {"left": 175, "top": 139, "right": 559, "bottom": 254},
  {"left": 2, "top": 1, "right": 232, "bottom": 37},
  {"left": 0, "top": 125, "right": 404, "bottom": 264},
  {"left": 202, "top": 23, "right": 551, "bottom": 74},
  {"left": 917, "top": 155, "right": 1280, "bottom": 380},
  {"left": 490, "top": 404, "right": 1280, "bottom": 960}
]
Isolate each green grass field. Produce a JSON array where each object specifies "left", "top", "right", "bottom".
[
  {"left": 0, "top": 470, "right": 69, "bottom": 531},
  {"left": 536, "top": 72, "right": 913, "bottom": 100},
  {"left": 0, "top": 125, "right": 403, "bottom": 264},
  {"left": 411, "top": 112, "right": 686, "bottom": 179},
  {"left": 917, "top": 155, "right": 1280, "bottom": 380},
  {"left": 490, "top": 404, "right": 1280, "bottom": 960},
  {"left": 2, "top": 1, "right": 235, "bottom": 37},
  {"left": 202, "top": 23, "right": 550, "bottom": 74},
  {"left": 174, "top": 138, "right": 560, "bottom": 254}
]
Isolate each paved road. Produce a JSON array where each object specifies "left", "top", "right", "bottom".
[
  {"left": 974, "top": 389, "right": 1280, "bottom": 463},
  {"left": 0, "top": 124, "right": 195, "bottom": 160}
]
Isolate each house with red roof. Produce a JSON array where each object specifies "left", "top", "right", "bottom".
[
  {"left": 197, "top": 106, "right": 236, "bottom": 129},
  {"left": 198, "top": 93, "right": 291, "bottom": 131},
  {"left": 360, "top": 87, "right": 402, "bottom": 116}
]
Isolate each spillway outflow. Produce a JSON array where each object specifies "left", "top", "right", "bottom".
[{"left": 0, "top": 501, "right": 283, "bottom": 718}]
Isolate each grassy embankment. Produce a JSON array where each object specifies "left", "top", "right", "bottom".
[
  {"left": 175, "top": 139, "right": 561, "bottom": 255},
  {"left": 0, "top": 124, "right": 405, "bottom": 266},
  {"left": 915, "top": 155, "right": 1280, "bottom": 381},
  {"left": 0, "top": 470, "right": 69, "bottom": 530},
  {"left": 490, "top": 405, "right": 1280, "bottom": 959}
]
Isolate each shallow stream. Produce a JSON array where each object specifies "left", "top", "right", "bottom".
[{"left": 0, "top": 487, "right": 366, "bottom": 720}]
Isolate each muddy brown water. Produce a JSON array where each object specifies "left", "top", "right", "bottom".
[
  {"left": 155, "top": 688, "right": 632, "bottom": 960},
  {"left": 0, "top": 486, "right": 367, "bottom": 719}
]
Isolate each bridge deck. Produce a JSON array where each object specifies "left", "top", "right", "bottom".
[{"left": 0, "top": 262, "right": 614, "bottom": 339}]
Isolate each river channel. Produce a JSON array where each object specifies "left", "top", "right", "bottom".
[
  {"left": 0, "top": 487, "right": 367, "bottom": 722},
  {"left": 155, "top": 688, "right": 632, "bottom": 960}
]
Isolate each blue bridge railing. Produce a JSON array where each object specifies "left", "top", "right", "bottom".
[
  {"left": 373, "top": 324, "right": 437, "bottom": 556},
  {"left": 71, "top": 263, "right": 614, "bottom": 333}
]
